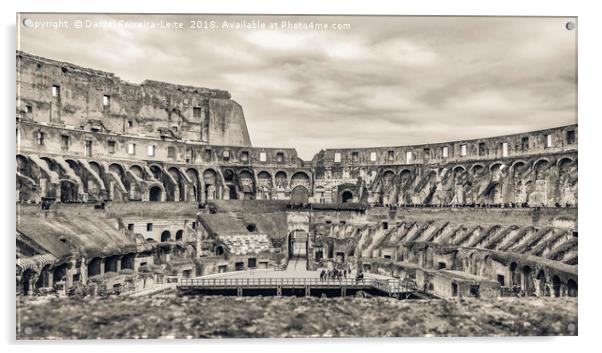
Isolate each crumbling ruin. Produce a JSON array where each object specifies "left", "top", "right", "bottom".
[{"left": 16, "top": 51, "right": 577, "bottom": 300}]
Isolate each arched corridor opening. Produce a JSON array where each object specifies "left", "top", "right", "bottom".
[
  {"left": 88, "top": 257, "right": 102, "bottom": 277},
  {"left": 288, "top": 230, "right": 308, "bottom": 258},
  {"left": 522, "top": 266, "right": 535, "bottom": 296},
  {"left": 121, "top": 253, "right": 135, "bottom": 270},
  {"left": 161, "top": 230, "right": 172, "bottom": 242},
  {"left": 552, "top": 275, "right": 562, "bottom": 297},
  {"left": 341, "top": 191, "right": 354, "bottom": 203},
  {"left": 60, "top": 180, "right": 79, "bottom": 203},
  {"left": 536, "top": 270, "right": 548, "bottom": 296},
  {"left": 149, "top": 186, "right": 162, "bottom": 202},
  {"left": 20, "top": 269, "right": 33, "bottom": 295},
  {"left": 175, "top": 229, "right": 183, "bottom": 241}
]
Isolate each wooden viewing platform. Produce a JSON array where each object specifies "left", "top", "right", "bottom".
[{"left": 177, "top": 277, "right": 417, "bottom": 298}]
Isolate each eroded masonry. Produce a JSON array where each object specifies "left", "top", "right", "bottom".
[{"left": 16, "top": 51, "right": 577, "bottom": 299}]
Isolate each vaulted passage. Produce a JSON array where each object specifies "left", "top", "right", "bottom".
[
  {"left": 342, "top": 191, "right": 354, "bottom": 203},
  {"left": 149, "top": 186, "right": 162, "bottom": 202}
]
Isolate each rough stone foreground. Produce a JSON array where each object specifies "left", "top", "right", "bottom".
[{"left": 17, "top": 296, "right": 577, "bottom": 339}]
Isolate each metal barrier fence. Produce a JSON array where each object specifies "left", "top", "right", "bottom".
[{"left": 178, "top": 277, "right": 417, "bottom": 294}]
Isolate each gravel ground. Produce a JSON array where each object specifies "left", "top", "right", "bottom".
[{"left": 16, "top": 295, "right": 577, "bottom": 339}]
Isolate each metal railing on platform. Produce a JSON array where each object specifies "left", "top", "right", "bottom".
[{"left": 178, "top": 277, "right": 417, "bottom": 293}]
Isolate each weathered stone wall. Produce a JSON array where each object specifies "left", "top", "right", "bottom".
[
  {"left": 16, "top": 51, "right": 251, "bottom": 146},
  {"left": 15, "top": 53, "right": 578, "bottom": 299}
]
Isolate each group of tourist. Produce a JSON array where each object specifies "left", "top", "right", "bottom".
[{"left": 319, "top": 268, "right": 347, "bottom": 281}]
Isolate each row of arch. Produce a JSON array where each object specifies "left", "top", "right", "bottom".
[{"left": 16, "top": 153, "right": 314, "bottom": 204}]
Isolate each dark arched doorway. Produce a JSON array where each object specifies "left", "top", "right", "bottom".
[
  {"left": 175, "top": 230, "right": 183, "bottom": 241},
  {"left": 60, "top": 180, "right": 78, "bottom": 203},
  {"left": 161, "top": 230, "right": 171, "bottom": 242},
  {"left": 522, "top": 265, "right": 535, "bottom": 296},
  {"left": 88, "top": 257, "right": 102, "bottom": 277},
  {"left": 341, "top": 191, "right": 353, "bottom": 203},
  {"left": 149, "top": 186, "right": 162, "bottom": 202},
  {"left": 552, "top": 275, "right": 562, "bottom": 297},
  {"left": 509, "top": 262, "right": 520, "bottom": 288}
]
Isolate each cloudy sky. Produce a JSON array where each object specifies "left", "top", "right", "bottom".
[{"left": 18, "top": 14, "right": 576, "bottom": 160}]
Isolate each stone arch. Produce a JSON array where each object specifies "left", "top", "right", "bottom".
[
  {"left": 186, "top": 168, "right": 201, "bottom": 202},
  {"left": 16, "top": 155, "right": 38, "bottom": 202},
  {"left": 109, "top": 163, "right": 125, "bottom": 178},
  {"left": 399, "top": 169, "right": 414, "bottom": 187},
  {"left": 257, "top": 171, "right": 273, "bottom": 200},
  {"left": 89, "top": 161, "right": 104, "bottom": 177},
  {"left": 290, "top": 185, "right": 310, "bottom": 204},
  {"left": 341, "top": 190, "right": 354, "bottom": 203},
  {"left": 16, "top": 154, "right": 30, "bottom": 174},
  {"left": 467, "top": 250, "right": 480, "bottom": 275},
  {"left": 223, "top": 168, "right": 235, "bottom": 183},
  {"left": 290, "top": 171, "right": 311, "bottom": 189},
  {"left": 65, "top": 159, "right": 80, "bottom": 174},
  {"left": 175, "top": 229, "right": 184, "bottom": 241},
  {"left": 522, "top": 265, "right": 536, "bottom": 296},
  {"left": 481, "top": 254, "right": 493, "bottom": 278},
  {"left": 40, "top": 156, "right": 57, "bottom": 172},
  {"left": 382, "top": 170, "right": 395, "bottom": 184},
  {"left": 105, "top": 255, "right": 120, "bottom": 273},
  {"left": 87, "top": 257, "right": 102, "bottom": 278},
  {"left": 536, "top": 269, "right": 548, "bottom": 296},
  {"left": 35, "top": 264, "right": 52, "bottom": 290},
  {"left": 161, "top": 230, "right": 172, "bottom": 242},
  {"left": 203, "top": 168, "right": 220, "bottom": 201},
  {"left": 511, "top": 160, "right": 528, "bottom": 176},
  {"left": 533, "top": 157, "right": 551, "bottom": 168},
  {"left": 556, "top": 156, "right": 574, "bottom": 168},
  {"left": 52, "top": 263, "right": 68, "bottom": 285},
  {"left": 238, "top": 170, "right": 256, "bottom": 200},
  {"left": 288, "top": 228, "right": 309, "bottom": 259},
  {"left": 130, "top": 165, "right": 144, "bottom": 179},
  {"left": 470, "top": 164, "right": 485, "bottom": 176},
  {"left": 533, "top": 158, "right": 551, "bottom": 179},
  {"left": 275, "top": 171, "right": 288, "bottom": 188},
  {"left": 452, "top": 165, "right": 467, "bottom": 174},
  {"left": 121, "top": 253, "right": 135, "bottom": 270},
  {"left": 168, "top": 167, "right": 187, "bottom": 202},
  {"left": 59, "top": 179, "right": 79, "bottom": 203},
  {"left": 149, "top": 164, "right": 162, "bottom": 180},
  {"left": 489, "top": 162, "right": 503, "bottom": 172},
  {"left": 149, "top": 185, "right": 163, "bottom": 202}
]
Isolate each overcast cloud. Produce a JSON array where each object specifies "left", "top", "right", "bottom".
[{"left": 18, "top": 14, "right": 577, "bottom": 160}]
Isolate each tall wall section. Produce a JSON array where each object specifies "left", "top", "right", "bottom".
[{"left": 16, "top": 51, "right": 251, "bottom": 146}]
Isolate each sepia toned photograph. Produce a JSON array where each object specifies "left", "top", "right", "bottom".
[{"left": 15, "top": 13, "right": 577, "bottom": 339}]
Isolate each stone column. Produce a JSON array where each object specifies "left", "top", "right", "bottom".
[
  {"left": 100, "top": 258, "right": 105, "bottom": 275},
  {"left": 47, "top": 272, "right": 54, "bottom": 288}
]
